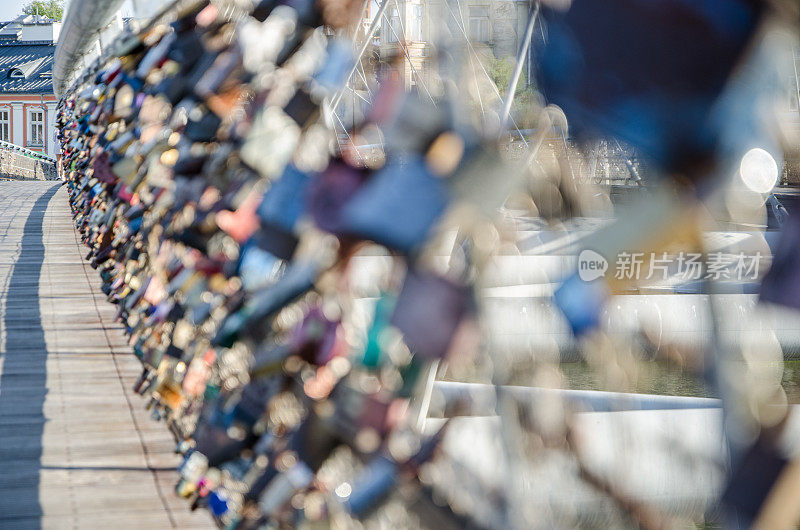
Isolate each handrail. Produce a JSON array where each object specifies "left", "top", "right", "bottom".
[
  {"left": 0, "top": 139, "right": 55, "bottom": 162},
  {"left": 52, "top": 0, "right": 125, "bottom": 97}
]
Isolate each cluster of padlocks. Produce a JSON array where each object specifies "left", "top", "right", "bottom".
[
  {"left": 53, "top": 0, "right": 511, "bottom": 527},
  {"left": 53, "top": 0, "right": 798, "bottom": 525}
]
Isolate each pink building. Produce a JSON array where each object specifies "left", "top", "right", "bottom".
[{"left": 0, "top": 15, "right": 59, "bottom": 158}]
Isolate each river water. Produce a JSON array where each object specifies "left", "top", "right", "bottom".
[{"left": 559, "top": 360, "right": 800, "bottom": 401}]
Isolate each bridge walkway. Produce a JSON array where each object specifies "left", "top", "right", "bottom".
[{"left": 0, "top": 181, "right": 213, "bottom": 529}]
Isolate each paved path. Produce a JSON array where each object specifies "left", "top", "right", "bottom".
[{"left": 0, "top": 181, "right": 213, "bottom": 529}]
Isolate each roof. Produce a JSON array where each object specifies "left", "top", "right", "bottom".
[
  {"left": 0, "top": 14, "right": 57, "bottom": 31},
  {"left": 0, "top": 15, "right": 58, "bottom": 35},
  {"left": 0, "top": 41, "right": 54, "bottom": 94}
]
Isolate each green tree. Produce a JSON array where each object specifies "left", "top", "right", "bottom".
[
  {"left": 487, "top": 56, "right": 536, "bottom": 128},
  {"left": 22, "top": 0, "right": 64, "bottom": 21}
]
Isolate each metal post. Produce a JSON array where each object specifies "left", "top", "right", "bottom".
[
  {"left": 329, "top": 0, "right": 392, "bottom": 114},
  {"left": 792, "top": 47, "right": 800, "bottom": 115},
  {"left": 500, "top": 2, "right": 539, "bottom": 128},
  {"left": 446, "top": 0, "right": 529, "bottom": 147},
  {"left": 382, "top": 0, "right": 436, "bottom": 104}
]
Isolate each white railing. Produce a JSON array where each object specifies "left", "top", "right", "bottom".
[
  {"left": 0, "top": 141, "right": 57, "bottom": 180},
  {"left": 0, "top": 139, "right": 55, "bottom": 163}
]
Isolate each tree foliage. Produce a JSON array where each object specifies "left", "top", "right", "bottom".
[
  {"left": 486, "top": 56, "right": 537, "bottom": 128},
  {"left": 22, "top": 0, "right": 64, "bottom": 21}
]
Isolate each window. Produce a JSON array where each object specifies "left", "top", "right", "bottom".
[
  {"left": 28, "top": 109, "right": 44, "bottom": 147},
  {"left": 387, "top": 7, "right": 401, "bottom": 43},
  {"left": 412, "top": 5, "right": 423, "bottom": 41},
  {"left": 0, "top": 109, "right": 9, "bottom": 142},
  {"left": 469, "top": 6, "right": 490, "bottom": 42}
]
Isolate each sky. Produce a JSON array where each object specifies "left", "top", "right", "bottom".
[
  {"left": 1, "top": 0, "right": 136, "bottom": 23},
  {"left": 3, "top": 0, "right": 31, "bottom": 20}
]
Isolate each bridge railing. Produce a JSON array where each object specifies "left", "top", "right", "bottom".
[{"left": 0, "top": 141, "right": 57, "bottom": 181}]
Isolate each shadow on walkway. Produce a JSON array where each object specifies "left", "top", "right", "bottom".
[{"left": 0, "top": 183, "right": 61, "bottom": 527}]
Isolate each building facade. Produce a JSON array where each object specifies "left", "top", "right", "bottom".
[
  {"left": 336, "top": 0, "right": 530, "bottom": 127},
  {"left": 0, "top": 15, "right": 60, "bottom": 158},
  {"left": 377, "top": 0, "right": 530, "bottom": 90}
]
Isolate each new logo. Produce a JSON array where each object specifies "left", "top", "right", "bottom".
[{"left": 577, "top": 249, "right": 608, "bottom": 282}]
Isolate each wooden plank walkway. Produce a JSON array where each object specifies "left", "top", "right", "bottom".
[{"left": 0, "top": 181, "right": 214, "bottom": 529}]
